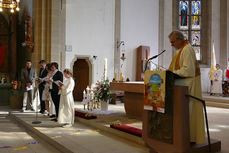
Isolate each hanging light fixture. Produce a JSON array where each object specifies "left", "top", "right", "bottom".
[{"left": 0, "top": 0, "right": 20, "bottom": 13}]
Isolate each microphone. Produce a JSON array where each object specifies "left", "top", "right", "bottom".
[
  {"left": 144, "top": 50, "right": 166, "bottom": 72},
  {"left": 147, "top": 50, "right": 166, "bottom": 61}
]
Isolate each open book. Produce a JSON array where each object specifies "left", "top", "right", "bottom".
[{"left": 54, "top": 80, "right": 63, "bottom": 86}]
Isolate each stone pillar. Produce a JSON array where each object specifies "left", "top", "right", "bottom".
[
  {"left": 33, "top": 0, "right": 66, "bottom": 71},
  {"left": 50, "top": 0, "right": 66, "bottom": 71},
  {"left": 8, "top": 15, "right": 17, "bottom": 80},
  {"left": 158, "top": 0, "right": 165, "bottom": 67},
  {"left": 114, "top": 0, "right": 121, "bottom": 78},
  {"left": 228, "top": 0, "right": 229, "bottom": 60},
  {"left": 220, "top": 0, "right": 227, "bottom": 70},
  {"left": 202, "top": 0, "right": 212, "bottom": 66},
  {"left": 158, "top": 0, "right": 173, "bottom": 69},
  {"left": 33, "top": 0, "right": 47, "bottom": 69}
]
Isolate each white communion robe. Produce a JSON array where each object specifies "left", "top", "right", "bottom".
[
  {"left": 212, "top": 69, "right": 223, "bottom": 94},
  {"left": 58, "top": 77, "right": 75, "bottom": 125},
  {"left": 169, "top": 43, "right": 206, "bottom": 144}
]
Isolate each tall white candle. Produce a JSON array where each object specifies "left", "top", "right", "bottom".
[{"left": 104, "top": 58, "right": 107, "bottom": 80}]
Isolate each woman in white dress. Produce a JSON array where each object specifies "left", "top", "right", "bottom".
[{"left": 58, "top": 69, "right": 75, "bottom": 127}]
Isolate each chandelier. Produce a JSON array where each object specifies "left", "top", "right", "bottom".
[{"left": 0, "top": 0, "right": 20, "bottom": 13}]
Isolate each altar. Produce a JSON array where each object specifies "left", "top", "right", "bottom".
[{"left": 110, "top": 81, "right": 144, "bottom": 118}]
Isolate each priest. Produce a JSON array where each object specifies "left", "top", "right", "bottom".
[{"left": 168, "top": 31, "right": 205, "bottom": 144}]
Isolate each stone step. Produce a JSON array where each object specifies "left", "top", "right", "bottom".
[
  {"left": 203, "top": 96, "right": 229, "bottom": 104},
  {"left": 1, "top": 114, "right": 62, "bottom": 153},
  {"left": 9, "top": 112, "right": 149, "bottom": 153},
  {"left": 9, "top": 113, "right": 75, "bottom": 153},
  {"left": 206, "top": 101, "right": 229, "bottom": 109},
  {"left": 76, "top": 117, "right": 145, "bottom": 146}
]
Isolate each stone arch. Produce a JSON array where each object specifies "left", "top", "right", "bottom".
[{"left": 70, "top": 55, "right": 94, "bottom": 101}]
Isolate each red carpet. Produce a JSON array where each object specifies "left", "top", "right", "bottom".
[
  {"left": 110, "top": 124, "right": 142, "bottom": 137},
  {"left": 75, "top": 111, "right": 97, "bottom": 120}
]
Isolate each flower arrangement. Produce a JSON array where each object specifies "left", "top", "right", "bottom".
[{"left": 94, "top": 79, "right": 112, "bottom": 102}]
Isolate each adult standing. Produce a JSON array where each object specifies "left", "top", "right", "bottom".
[
  {"left": 212, "top": 64, "right": 223, "bottom": 96},
  {"left": 58, "top": 69, "right": 75, "bottom": 127},
  {"left": 42, "top": 63, "right": 56, "bottom": 116},
  {"left": 49, "top": 62, "right": 63, "bottom": 121},
  {"left": 168, "top": 31, "right": 205, "bottom": 144},
  {"left": 38, "top": 60, "right": 48, "bottom": 113},
  {"left": 21, "top": 60, "right": 36, "bottom": 111}
]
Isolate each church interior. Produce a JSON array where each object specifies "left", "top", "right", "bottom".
[{"left": 0, "top": 0, "right": 229, "bottom": 153}]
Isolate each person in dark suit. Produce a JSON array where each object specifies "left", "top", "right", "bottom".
[
  {"left": 38, "top": 60, "right": 48, "bottom": 113},
  {"left": 49, "top": 62, "right": 63, "bottom": 121},
  {"left": 21, "top": 60, "right": 36, "bottom": 111}
]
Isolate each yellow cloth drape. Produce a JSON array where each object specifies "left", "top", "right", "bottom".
[{"left": 169, "top": 41, "right": 200, "bottom": 77}]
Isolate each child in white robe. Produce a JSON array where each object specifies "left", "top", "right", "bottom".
[{"left": 58, "top": 69, "right": 75, "bottom": 127}]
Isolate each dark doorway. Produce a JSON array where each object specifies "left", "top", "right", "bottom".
[{"left": 73, "top": 59, "right": 89, "bottom": 101}]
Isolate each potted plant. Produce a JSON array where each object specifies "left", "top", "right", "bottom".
[{"left": 94, "top": 79, "right": 112, "bottom": 111}]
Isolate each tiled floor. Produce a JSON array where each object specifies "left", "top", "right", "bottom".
[
  {"left": 0, "top": 101, "right": 229, "bottom": 153},
  {"left": 10, "top": 111, "right": 149, "bottom": 153},
  {"left": 0, "top": 111, "right": 61, "bottom": 153},
  {"left": 206, "top": 107, "right": 229, "bottom": 153}
]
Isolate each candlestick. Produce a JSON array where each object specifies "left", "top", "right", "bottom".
[
  {"left": 104, "top": 58, "right": 107, "bottom": 80},
  {"left": 115, "top": 72, "right": 117, "bottom": 81},
  {"left": 120, "top": 72, "right": 123, "bottom": 82}
]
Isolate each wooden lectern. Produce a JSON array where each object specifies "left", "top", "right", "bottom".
[
  {"left": 143, "top": 86, "right": 190, "bottom": 153},
  {"left": 136, "top": 46, "right": 150, "bottom": 81},
  {"left": 142, "top": 70, "right": 221, "bottom": 153}
]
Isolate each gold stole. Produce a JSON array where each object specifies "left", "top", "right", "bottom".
[{"left": 168, "top": 41, "right": 200, "bottom": 77}]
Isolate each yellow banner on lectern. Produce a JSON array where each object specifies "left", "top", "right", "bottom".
[{"left": 144, "top": 70, "right": 166, "bottom": 113}]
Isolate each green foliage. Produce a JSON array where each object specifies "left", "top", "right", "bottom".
[{"left": 94, "top": 79, "right": 112, "bottom": 102}]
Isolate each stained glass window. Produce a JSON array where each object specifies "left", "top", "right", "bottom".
[
  {"left": 182, "top": 31, "right": 189, "bottom": 40},
  {"left": 179, "top": 1, "right": 189, "bottom": 30},
  {"left": 192, "top": 1, "right": 201, "bottom": 15},
  {"left": 178, "top": 0, "right": 202, "bottom": 61},
  {"left": 191, "top": 31, "right": 200, "bottom": 46}
]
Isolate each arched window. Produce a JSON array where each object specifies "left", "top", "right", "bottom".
[{"left": 178, "top": 0, "right": 201, "bottom": 61}]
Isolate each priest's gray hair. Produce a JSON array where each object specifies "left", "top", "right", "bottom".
[{"left": 168, "top": 31, "right": 185, "bottom": 41}]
